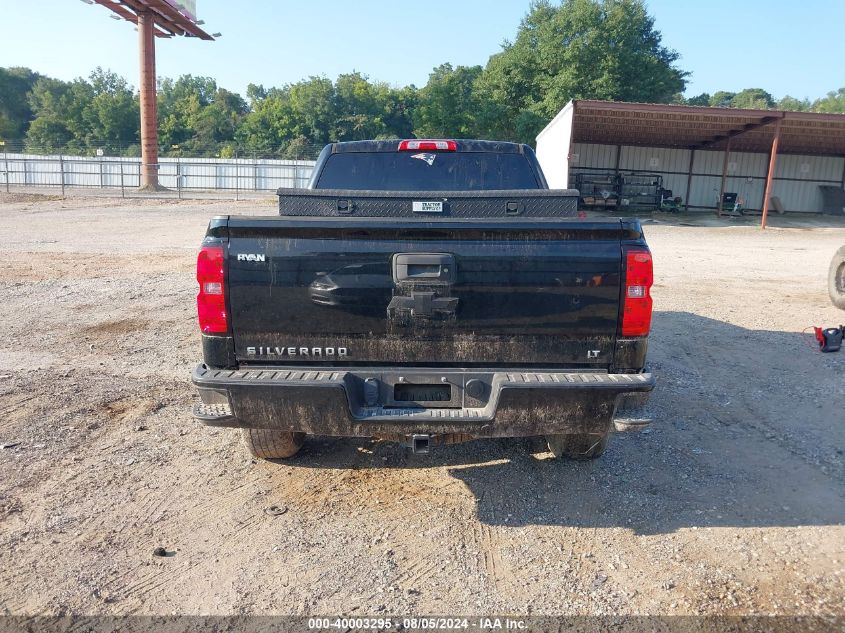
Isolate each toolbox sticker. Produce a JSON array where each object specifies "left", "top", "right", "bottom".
[
  {"left": 410, "top": 152, "right": 436, "bottom": 166},
  {"left": 412, "top": 201, "right": 444, "bottom": 213}
]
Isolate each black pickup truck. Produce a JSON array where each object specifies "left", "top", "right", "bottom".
[{"left": 191, "top": 139, "right": 655, "bottom": 460}]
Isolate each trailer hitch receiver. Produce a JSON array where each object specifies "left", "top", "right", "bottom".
[{"left": 410, "top": 434, "right": 431, "bottom": 455}]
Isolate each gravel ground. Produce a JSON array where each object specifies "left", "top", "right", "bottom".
[{"left": 0, "top": 192, "right": 844, "bottom": 617}]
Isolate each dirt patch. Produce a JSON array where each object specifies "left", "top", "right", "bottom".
[
  {"left": 0, "top": 192, "right": 63, "bottom": 204},
  {"left": 0, "top": 252, "right": 195, "bottom": 282},
  {"left": 0, "top": 493, "right": 23, "bottom": 520},
  {"left": 100, "top": 396, "right": 160, "bottom": 424},
  {"left": 83, "top": 318, "right": 152, "bottom": 337},
  {"left": 5, "top": 255, "right": 108, "bottom": 281}
]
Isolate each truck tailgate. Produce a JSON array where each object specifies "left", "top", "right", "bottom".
[{"left": 226, "top": 217, "right": 627, "bottom": 367}]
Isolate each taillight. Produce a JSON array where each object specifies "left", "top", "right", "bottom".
[
  {"left": 621, "top": 248, "right": 653, "bottom": 337},
  {"left": 197, "top": 245, "right": 228, "bottom": 334},
  {"left": 398, "top": 139, "right": 457, "bottom": 151}
]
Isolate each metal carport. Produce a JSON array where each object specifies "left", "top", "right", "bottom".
[{"left": 536, "top": 100, "right": 845, "bottom": 228}]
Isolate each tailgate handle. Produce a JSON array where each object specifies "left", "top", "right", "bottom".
[{"left": 393, "top": 253, "right": 455, "bottom": 283}]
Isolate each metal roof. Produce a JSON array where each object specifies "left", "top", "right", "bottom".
[
  {"left": 91, "top": 0, "right": 213, "bottom": 39},
  {"left": 562, "top": 100, "right": 845, "bottom": 156}
]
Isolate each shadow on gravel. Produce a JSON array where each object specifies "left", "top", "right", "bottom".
[{"left": 285, "top": 311, "right": 845, "bottom": 535}]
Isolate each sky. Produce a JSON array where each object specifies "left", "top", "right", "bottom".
[{"left": 2, "top": 0, "right": 844, "bottom": 101}]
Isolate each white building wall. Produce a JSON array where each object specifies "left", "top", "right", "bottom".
[
  {"left": 619, "top": 146, "right": 691, "bottom": 201},
  {"left": 770, "top": 155, "right": 845, "bottom": 212},
  {"left": 570, "top": 142, "right": 693, "bottom": 204},
  {"left": 570, "top": 143, "right": 617, "bottom": 170},
  {"left": 688, "top": 150, "right": 769, "bottom": 208},
  {"left": 775, "top": 154, "right": 844, "bottom": 181},
  {"left": 535, "top": 102, "right": 574, "bottom": 188},
  {"left": 565, "top": 143, "right": 843, "bottom": 212}
]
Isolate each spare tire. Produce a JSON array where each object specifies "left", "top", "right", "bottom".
[{"left": 829, "top": 246, "right": 845, "bottom": 310}]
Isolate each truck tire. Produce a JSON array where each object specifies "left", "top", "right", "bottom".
[
  {"left": 829, "top": 246, "right": 845, "bottom": 310},
  {"left": 546, "top": 429, "right": 609, "bottom": 459},
  {"left": 242, "top": 429, "right": 305, "bottom": 460}
]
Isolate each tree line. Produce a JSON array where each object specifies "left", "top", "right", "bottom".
[{"left": 1, "top": 0, "right": 844, "bottom": 160}]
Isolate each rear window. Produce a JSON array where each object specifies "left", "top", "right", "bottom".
[{"left": 315, "top": 151, "right": 540, "bottom": 191}]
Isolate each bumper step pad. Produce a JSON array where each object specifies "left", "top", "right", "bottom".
[{"left": 192, "top": 402, "right": 235, "bottom": 426}]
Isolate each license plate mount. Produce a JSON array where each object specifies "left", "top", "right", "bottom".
[{"left": 393, "top": 383, "right": 452, "bottom": 403}]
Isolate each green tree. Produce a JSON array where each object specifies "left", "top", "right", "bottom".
[
  {"left": 476, "top": 0, "right": 688, "bottom": 143},
  {"left": 245, "top": 83, "right": 267, "bottom": 107},
  {"left": 191, "top": 88, "right": 247, "bottom": 150},
  {"left": 158, "top": 75, "right": 220, "bottom": 152},
  {"left": 414, "top": 63, "right": 483, "bottom": 138},
  {"left": 235, "top": 86, "right": 294, "bottom": 155},
  {"left": 708, "top": 91, "right": 735, "bottom": 108},
  {"left": 25, "top": 76, "right": 73, "bottom": 150},
  {"left": 812, "top": 88, "right": 845, "bottom": 113},
  {"left": 730, "top": 88, "right": 774, "bottom": 109},
  {"left": 380, "top": 85, "right": 418, "bottom": 139},
  {"left": 26, "top": 68, "right": 139, "bottom": 153},
  {"left": 333, "top": 71, "right": 390, "bottom": 140},
  {"left": 282, "top": 135, "right": 313, "bottom": 159},
  {"left": 287, "top": 76, "right": 337, "bottom": 144},
  {"left": 236, "top": 74, "right": 419, "bottom": 153},
  {"left": 159, "top": 75, "right": 217, "bottom": 109},
  {"left": 84, "top": 68, "right": 139, "bottom": 148},
  {"left": 25, "top": 117, "right": 71, "bottom": 151},
  {"left": 685, "top": 92, "right": 710, "bottom": 106},
  {"left": 776, "top": 95, "right": 810, "bottom": 111},
  {"left": 0, "top": 67, "right": 40, "bottom": 139}
]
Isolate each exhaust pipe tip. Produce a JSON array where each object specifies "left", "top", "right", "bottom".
[{"left": 410, "top": 434, "right": 431, "bottom": 454}]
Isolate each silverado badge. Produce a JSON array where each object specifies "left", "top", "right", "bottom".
[{"left": 246, "top": 346, "right": 348, "bottom": 358}]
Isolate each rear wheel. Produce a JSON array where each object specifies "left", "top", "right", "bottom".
[
  {"left": 829, "top": 246, "right": 845, "bottom": 310},
  {"left": 546, "top": 428, "right": 610, "bottom": 460},
  {"left": 242, "top": 429, "right": 305, "bottom": 460}
]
